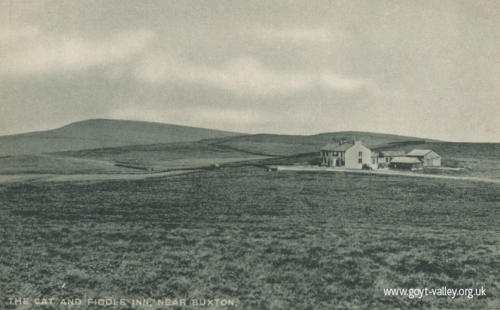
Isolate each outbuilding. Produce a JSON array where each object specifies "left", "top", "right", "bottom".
[
  {"left": 388, "top": 156, "right": 423, "bottom": 170},
  {"left": 406, "top": 149, "right": 441, "bottom": 167}
]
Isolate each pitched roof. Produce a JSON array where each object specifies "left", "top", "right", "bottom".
[
  {"left": 406, "top": 149, "right": 440, "bottom": 158},
  {"left": 391, "top": 156, "right": 421, "bottom": 164},
  {"left": 320, "top": 143, "right": 354, "bottom": 151},
  {"left": 406, "top": 149, "right": 432, "bottom": 156},
  {"left": 380, "top": 150, "right": 406, "bottom": 156}
]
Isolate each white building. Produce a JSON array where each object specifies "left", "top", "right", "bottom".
[{"left": 320, "top": 140, "right": 372, "bottom": 169}]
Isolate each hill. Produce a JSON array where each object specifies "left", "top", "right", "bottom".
[
  {"left": 208, "top": 131, "right": 432, "bottom": 156},
  {"left": 0, "top": 125, "right": 436, "bottom": 174},
  {"left": 0, "top": 119, "right": 241, "bottom": 156}
]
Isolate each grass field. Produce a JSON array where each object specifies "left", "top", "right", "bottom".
[
  {"left": 0, "top": 155, "right": 132, "bottom": 175},
  {"left": 1, "top": 167, "right": 499, "bottom": 309},
  {"left": 0, "top": 142, "right": 270, "bottom": 175}
]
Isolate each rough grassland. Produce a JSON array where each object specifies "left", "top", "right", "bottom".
[
  {"left": 0, "top": 143, "right": 268, "bottom": 175},
  {"left": 0, "top": 168, "right": 499, "bottom": 309},
  {"left": 55, "top": 142, "right": 269, "bottom": 170}
]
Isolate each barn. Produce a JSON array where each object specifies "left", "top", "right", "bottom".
[
  {"left": 375, "top": 150, "right": 406, "bottom": 168},
  {"left": 406, "top": 149, "right": 441, "bottom": 167},
  {"left": 388, "top": 156, "right": 423, "bottom": 170},
  {"left": 320, "top": 140, "right": 372, "bottom": 169}
]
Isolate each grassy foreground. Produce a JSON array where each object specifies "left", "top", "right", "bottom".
[{"left": 0, "top": 167, "right": 499, "bottom": 309}]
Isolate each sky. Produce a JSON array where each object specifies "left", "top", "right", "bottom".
[{"left": 0, "top": 0, "right": 499, "bottom": 142}]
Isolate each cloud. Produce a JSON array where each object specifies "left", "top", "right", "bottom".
[
  {"left": 135, "top": 55, "right": 371, "bottom": 95},
  {"left": 0, "top": 25, "right": 40, "bottom": 43},
  {"left": 319, "top": 73, "right": 370, "bottom": 92},
  {"left": 135, "top": 55, "right": 313, "bottom": 95},
  {"left": 0, "top": 26, "right": 154, "bottom": 76},
  {"left": 255, "top": 25, "right": 335, "bottom": 44}
]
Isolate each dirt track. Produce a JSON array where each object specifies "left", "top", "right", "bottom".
[
  {"left": 2, "top": 164, "right": 499, "bottom": 185},
  {"left": 0, "top": 170, "right": 194, "bottom": 184},
  {"left": 275, "top": 165, "right": 500, "bottom": 184}
]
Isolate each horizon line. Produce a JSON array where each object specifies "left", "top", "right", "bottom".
[{"left": 1, "top": 117, "right": 499, "bottom": 144}]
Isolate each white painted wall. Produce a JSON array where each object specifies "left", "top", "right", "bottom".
[
  {"left": 422, "top": 151, "right": 441, "bottom": 167},
  {"left": 345, "top": 142, "right": 371, "bottom": 169},
  {"left": 424, "top": 156, "right": 441, "bottom": 167}
]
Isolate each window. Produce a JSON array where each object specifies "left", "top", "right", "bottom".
[
  {"left": 372, "top": 158, "right": 376, "bottom": 164},
  {"left": 358, "top": 158, "right": 362, "bottom": 164},
  {"left": 358, "top": 152, "right": 363, "bottom": 157}
]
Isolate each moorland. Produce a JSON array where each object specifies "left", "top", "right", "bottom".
[{"left": 0, "top": 119, "right": 499, "bottom": 309}]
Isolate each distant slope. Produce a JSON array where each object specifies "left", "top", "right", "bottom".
[
  {"left": 0, "top": 141, "right": 270, "bottom": 174},
  {"left": 54, "top": 141, "right": 269, "bottom": 171},
  {"left": 0, "top": 119, "right": 241, "bottom": 156},
  {"left": 209, "top": 131, "right": 433, "bottom": 156}
]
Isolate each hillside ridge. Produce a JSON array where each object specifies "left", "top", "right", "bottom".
[
  {"left": 0, "top": 119, "right": 242, "bottom": 156},
  {"left": 0, "top": 118, "right": 442, "bottom": 157}
]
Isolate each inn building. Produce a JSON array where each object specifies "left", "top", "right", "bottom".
[{"left": 320, "top": 140, "right": 372, "bottom": 169}]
